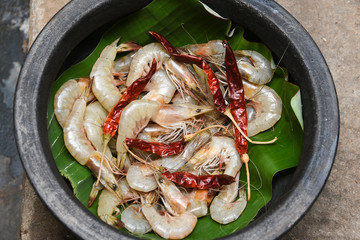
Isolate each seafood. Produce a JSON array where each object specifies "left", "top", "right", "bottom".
[
  {"left": 183, "top": 40, "right": 275, "bottom": 85},
  {"left": 185, "top": 189, "right": 214, "bottom": 218},
  {"left": 121, "top": 204, "right": 152, "bottom": 234},
  {"left": 62, "top": 90, "right": 120, "bottom": 194},
  {"left": 210, "top": 173, "right": 247, "bottom": 224},
  {"left": 97, "top": 189, "right": 122, "bottom": 228},
  {"left": 113, "top": 51, "right": 137, "bottom": 79},
  {"left": 54, "top": 31, "right": 290, "bottom": 238},
  {"left": 161, "top": 131, "right": 211, "bottom": 172},
  {"left": 143, "top": 69, "right": 176, "bottom": 104},
  {"left": 126, "top": 42, "right": 170, "bottom": 85},
  {"left": 155, "top": 172, "right": 190, "bottom": 214},
  {"left": 243, "top": 81, "right": 282, "bottom": 137},
  {"left": 54, "top": 78, "right": 92, "bottom": 127},
  {"left": 116, "top": 99, "right": 161, "bottom": 168},
  {"left": 126, "top": 163, "right": 157, "bottom": 192},
  {"left": 91, "top": 39, "right": 140, "bottom": 112},
  {"left": 184, "top": 136, "right": 242, "bottom": 177},
  {"left": 141, "top": 193, "right": 197, "bottom": 239},
  {"left": 164, "top": 58, "right": 208, "bottom": 103},
  {"left": 151, "top": 103, "right": 213, "bottom": 128},
  {"left": 235, "top": 50, "right": 275, "bottom": 85},
  {"left": 84, "top": 101, "right": 113, "bottom": 161}
]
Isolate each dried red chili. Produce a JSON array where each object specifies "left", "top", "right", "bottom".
[
  {"left": 125, "top": 138, "right": 185, "bottom": 157},
  {"left": 149, "top": 31, "right": 227, "bottom": 113},
  {"left": 103, "top": 58, "right": 157, "bottom": 137},
  {"left": 162, "top": 170, "right": 235, "bottom": 189},
  {"left": 223, "top": 40, "right": 248, "bottom": 155}
]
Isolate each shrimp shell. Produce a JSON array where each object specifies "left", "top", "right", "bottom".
[
  {"left": 54, "top": 78, "right": 91, "bottom": 127},
  {"left": 127, "top": 43, "right": 170, "bottom": 86},
  {"left": 243, "top": 81, "right": 282, "bottom": 137}
]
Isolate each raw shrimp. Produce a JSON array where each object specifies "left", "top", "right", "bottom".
[
  {"left": 151, "top": 103, "right": 214, "bottom": 128},
  {"left": 210, "top": 173, "right": 247, "bottom": 224},
  {"left": 234, "top": 50, "right": 275, "bottom": 85},
  {"left": 155, "top": 172, "right": 190, "bottom": 214},
  {"left": 243, "top": 80, "right": 282, "bottom": 137},
  {"left": 97, "top": 189, "right": 122, "bottom": 228},
  {"left": 91, "top": 39, "right": 140, "bottom": 112},
  {"left": 126, "top": 163, "right": 157, "bottom": 192},
  {"left": 84, "top": 101, "right": 113, "bottom": 161},
  {"left": 141, "top": 193, "right": 197, "bottom": 239},
  {"left": 183, "top": 40, "right": 274, "bottom": 85},
  {"left": 136, "top": 123, "right": 175, "bottom": 142},
  {"left": 116, "top": 100, "right": 212, "bottom": 168},
  {"left": 185, "top": 189, "right": 215, "bottom": 218},
  {"left": 184, "top": 136, "right": 242, "bottom": 177},
  {"left": 54, "top": 78, "right": 92, "bottom": 127},
  {"left": 164, "top": 58, "right": 208, "bottom": 103},
  {"left": 143, "top": 69, "right": 176, "bottom": 104},
  {"left": 62, "top": 91, "right": 119, "bottom": 194},
  {"left": 182, "top": 40, "right": 225, "bottom": 64},
  {"left": 121, "top": 204, "right": 152, "bottom": 234},
  {"left": 126, "top": 43, "right": 169, "bottom": 85},
  {"left": 97, "top": 178, "right": 139, "bottom": 227},
  {"left": 161, "top": 131, "right": 211, "bottom": 172},
  {"left": 113, "top": 51, "right": 137, "bottom": 79},
  {"left": 116, "top": 99, "right": 161, "bottom": 168}
]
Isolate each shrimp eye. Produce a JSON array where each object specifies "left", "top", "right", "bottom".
[
  {"left": 158, "top": 178, "right": 163, "bottom": 183},
  {"left": 112, "top": 184, "right": 118, "bottom": 191},
  {"left": 196, "top": 109, "right": 201, "bottom": 113}
]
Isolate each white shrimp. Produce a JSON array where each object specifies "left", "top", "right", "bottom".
[
  {"left": 182, "top": 40, "right": 225, "bottom": 63},
  {"left": 143, "top": 69, "right": 176, "bottom": 104},
  {"left": 161, "top": 131, "right": 211, "bottom": 172},
  {"left": 116, "top": 100, "right": 213, "bottom": 169},
  {"left": 91, "top": 39, "right": 140, "bottom": 111},
  {"left": 121, "top": 204, "right": 152, "bottom": 234},
  {"left": 97, "top": 189, "right": 122, "bottom": 228},
  {"left": 126, "top": 43, "right": 170, "bottom": 86},
  {"left": 184, "top": 136, "right": 242, "bottom": 177},
  {"left": 84, "top": 101, "right": 113, "bottom": 161},
  {"left": 116, "top": 99, "right": 161, "bottom": 168},
  {"left": 126, "top": 163, "right": 157, "bottom": 192},
  {"left": 97, "top": 178, "right": 139, "bottom": 228},
  {"left": 243, "top": 80, "right": 282, "bottom": 137},
  {"left": 151, "top": 103, "right": 214, "bottom": 128},
  {"left": 184, "top": 189, "right": 214, "bottom": 218},
  {"left": 141, "top": 193, "right": 197, "bottom": 239},
  {"left": 113, "top": 51, "right": 137, "bottom": 79},
  {"left": 164, "top": 58, "right": 208, "bottom": 104},
  {"left": 62, "top": 93, "right": 120, "bottom": 194},
  {"left": 235, "top": 50, "right": 275, "bottom": 85},
  {"left": 210, "top": 173, "right": 247, "bottom": 224},
  {"left": 183, "top": 40, "right": 274, "bottom": 85},
  {"left": 155, "top": 172, "right": 190, "bottom": 214},
  {"left": 54, "top": 78, "right": 92, "bottom": 127}
]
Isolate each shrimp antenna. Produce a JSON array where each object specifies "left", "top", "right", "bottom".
[
  {"left": 184, "top": 124, "right": 229, "bottom": 142},
  {"left": 274, "top": 43, "right": 290, "bottom": 73},
  {"left": 181, "top": 23, "right": 197, "bottom": 44}
]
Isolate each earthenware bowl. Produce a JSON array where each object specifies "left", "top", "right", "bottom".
[{"left": 14, "top": 0, "right": 339, "bottom": 239}]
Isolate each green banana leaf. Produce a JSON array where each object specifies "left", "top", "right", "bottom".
[{"left": 47, "top": 0, "right": 303, "bottom": 239}]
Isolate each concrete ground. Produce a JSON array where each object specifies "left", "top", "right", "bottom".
[{"left": 16, "top": 0, "right": 360, "bottom": 239}]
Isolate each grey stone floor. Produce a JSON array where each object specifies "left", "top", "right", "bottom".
[
  {"left": 1, "top": 0, "right": 359, "bottom": 239},
  {"left": 0, "top": 0, "right": 29, "bottom": 239},
  {"left": 276, "top": 1, "right": 360, "bottom": 239}
]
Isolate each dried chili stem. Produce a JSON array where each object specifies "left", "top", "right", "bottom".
[{"left": 224, "top": 109, "right": 277, "bottom": 144}]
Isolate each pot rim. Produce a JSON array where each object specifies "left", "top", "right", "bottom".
[{"left": 14, "top": 0, "right": 339, "bottom": 239}]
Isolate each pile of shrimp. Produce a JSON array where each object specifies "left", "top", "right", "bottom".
[{"left": 54, "top": 36, "right": 282, "bottom": 239}]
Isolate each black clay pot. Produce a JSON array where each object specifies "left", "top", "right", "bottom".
[{"left": 14, "top": 0, "right": 339, "bottom": 239}]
